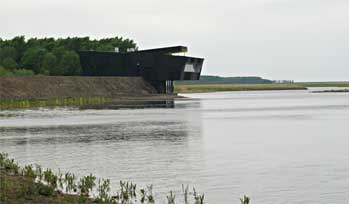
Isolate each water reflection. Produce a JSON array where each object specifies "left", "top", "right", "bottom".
[
  {"left": 0, "top": 121, "right": 191, "bottom": 146},
  {"left": 83, "top": 99, "right": 176, "bottom": 109}
]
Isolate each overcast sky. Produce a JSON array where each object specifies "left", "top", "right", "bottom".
[{"left": 1, "top": 0, "right": 348, "bottom": 81}]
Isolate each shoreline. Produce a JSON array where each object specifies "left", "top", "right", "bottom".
[
  {"left": 174, "top": 83, "right": 307, "bottom": 93},
  {"left": 0, "top": 152, "right": 209, "bottom": 204},
  {"left": 0, "top": 94, "right": 184, "bottom": 110},
  {"left": 2, "top": 81, "right": 349, "bottom": 110}
]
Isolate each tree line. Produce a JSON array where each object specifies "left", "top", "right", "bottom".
[{"left": 0, "top": 36, "right": 137, "bottom": 76}]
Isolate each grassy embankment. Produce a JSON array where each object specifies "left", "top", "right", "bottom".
[
  {"left": 175, "top": 83, "right": 307, "bottom": 93},
  {"left": 175, "top": 82, "right": 349, "bottom": 93},
  {"left": 298, "top": 82, "right": 349, "bottom": 87},
  {"left": 1, "top": 152, "right": 252, "bottom": 204},
  {"left": 0, "top": 97, "right": 112, "bottom": 110}
]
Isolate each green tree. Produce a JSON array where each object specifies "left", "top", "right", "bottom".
[
  {"left": 2, "top": 57, "right": 18, "bottom": 70},
  {"left": 96, "top": 44, "right": 114, "bottom": 51},
  {"left": 0, "top": 46, "right": 17, "bottom": 62},
  {"left": 58, "top": 51, "right": 81, "bottom": 75},
  {"left": 20, "top": 47, "right": 47, "bottom": 74},
  {"left": 0, "top": 36, "right": 137, "bottom": 75},
  {"left": 41, "top": 52, "right": 58, "bottom": 75},
  {"left": 52, "top": 47, "right": 66, "bottom": 61},
  {"left": 9, "top": 36, "right": 26, "bottom": 61}
]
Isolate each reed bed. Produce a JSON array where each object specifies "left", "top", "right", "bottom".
[
  {"left": 0, "top": 97, "right": 112, "bottom": 110},
  {"left": 299, "top": 82, "right": 349, "bottom": 87}
]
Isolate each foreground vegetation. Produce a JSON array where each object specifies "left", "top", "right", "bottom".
[
  {"left": 0, "top": 97, "right": 112, "bottom": 110},
  {"left": 0, "top": 36, "right": 137, "bottom": 76},
  {"left": 0, "top": 152, "right": 250, "bottom": 204},
  {"left": 175, "top": 83, "right": 307, "bottom": 93}
]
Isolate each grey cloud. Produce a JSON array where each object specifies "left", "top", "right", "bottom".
[{"left": 1, "top": 0, "right": 348, "bottom": 81}]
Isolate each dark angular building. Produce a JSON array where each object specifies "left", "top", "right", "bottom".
[{"left": 78, "top": 46, "right": 204, "bottom": 94}]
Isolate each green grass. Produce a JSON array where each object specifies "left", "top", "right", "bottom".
[
  {"left": 0, "top": 97, "right": 112, "bottom": 110},
  {"left": 175, "top": 83, "right": 307, "bottom": 93},
  {"left": 298, "top": 82, "right": 349, "bottom": 87}
]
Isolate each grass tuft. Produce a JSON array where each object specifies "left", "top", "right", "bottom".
[{"left": 0, "top": 97, "right": 112, "bottom": 110}]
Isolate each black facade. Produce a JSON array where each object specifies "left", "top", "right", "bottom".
[{"left": 78, "top": 46, "right": 204, "bottom": 94}]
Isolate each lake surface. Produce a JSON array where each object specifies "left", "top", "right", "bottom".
[{"left": 1, "top": 89, "right": 349, "bottom": 204}]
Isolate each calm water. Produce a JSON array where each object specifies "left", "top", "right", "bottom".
[{"left": 1, "top": 89, "right": 349, "bottom": 204}]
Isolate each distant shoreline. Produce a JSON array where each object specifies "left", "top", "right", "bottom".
[
  {"left": 175, "top": 82, "right": 349, "bottom": 94},
  {"left": 175, "top": 83, "right": 307, "bottom": 93}
]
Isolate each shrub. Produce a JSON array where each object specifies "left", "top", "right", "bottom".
[
  {"left": 1, "top": 57, "right": 18, "bottom": 70},
  {"left": 12, "top": 69, "right": 34, "bottom": 76},
  {"left": 38, "top": 184, "right": 55, "bottom": 196},
  {"left": 0, "top": 66, "right": 12, "bottom": 76}
]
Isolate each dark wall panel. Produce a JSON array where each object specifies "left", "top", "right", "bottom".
[{"left": 78, "top": 47, "right": 204, "bottom": 94}]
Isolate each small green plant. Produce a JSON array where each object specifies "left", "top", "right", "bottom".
[
  {"left": 0, "top": 154, "right": 20, "bottom": 175},
  {"left": 78, "top": 173, "right": 96, "bottom": 196},
  {"left": 140, "top": 188, "right": 146, "bottom": 204},
  {"left": 182, "top": 184, "right": 189, "bottom": 204},
  {"left": 64, "top": 172, "right": 77, "bottom": 193},
  {"left": 23, "top": 164, "right": 36, "bottom": 181},
  {"left": 146, "top": 185, "right": 155, "bottom": 204},
  {"left": 57, "top": 168, "right": 65, "bottom": 190},
  {"left": 167, "top": 191, "right": 176, "bottom": 204},
  {"left": 116, "top": 181, "right": 138, "bottom": 203},
  {"left": 240, "top": 194, "right": 250, "bottom": 204},
  {"left": 193, "top": 188, "right": 204, "bottom": 204},
  {"left": 138, "top": 185, "right": 154, "bottom": 204},
  {"left": 34, "top": 164, "right": 43, "bottom": 182},
  {"left": 44, "top": 168, "right": 58, "bottom": 188},
  {"left": 96, "top": 178, "right": 111, "bottom": 203}
]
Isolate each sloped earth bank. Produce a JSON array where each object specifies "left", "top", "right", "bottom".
[{"left": 0, "top": 76, "right": 159, "bottom": 100}]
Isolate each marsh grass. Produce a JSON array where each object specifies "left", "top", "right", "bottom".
[
  {"left": 299, "top": 82, "right": 349, "bottom": 87},
  {"left": 175, "top": 83, "right": 307, "bottom": 93},
  {"left": 0, "top": 97, "right": 112, "bottom": 110},
  {"left": 0, "top": 152, "right": 249, "bottom": 204}
]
